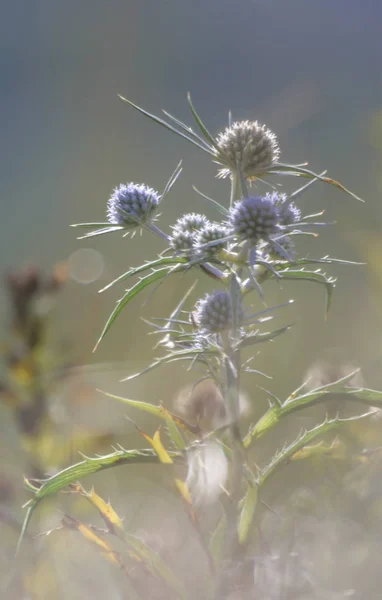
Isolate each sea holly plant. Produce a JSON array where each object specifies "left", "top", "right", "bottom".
[{"left": 18, "top": 94, "right": 382, "bottom": 598}]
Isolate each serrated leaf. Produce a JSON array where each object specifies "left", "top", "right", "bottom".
[
  {"left": 94, "top": 267, "right": 174, "bottom": 351},
  {"left": 99, "top": 257, "right": 188, "bottom": 293},
  {"left": 238, "top": 484, "right": 258, "bottom": 544},
  {"left": 237, "top": 325, "right": 292, "bottom": 349},
  {"left": 69, "top": 483, "right": 125, "bottom": 537},
  {"left": 17, "top": 447, "right": 179, "bottom": 555},
  {"left": 243, "top": 370, "right": 382, "bottom": 449},
  {"left": 258, "top": 411, "right": 372, "bottom": 487}
]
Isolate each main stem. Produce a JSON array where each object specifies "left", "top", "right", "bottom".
[{"left": 214, "top": 175, "right": 246, "bottom": 598}]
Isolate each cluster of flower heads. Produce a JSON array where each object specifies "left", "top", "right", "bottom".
[
  {"left": 169, "top": 213, "right": 229, "bottom": 257},
  {"left": 168, "top": 191, "right": 302, "bottom": 262}
]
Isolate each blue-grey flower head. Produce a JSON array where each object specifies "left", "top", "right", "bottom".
[
  {"left": 169, "top": 229, "right": 195, "bottom": 254},
  {"left": 229, "top": 196, "right": 280, "bottom": 244},
  {"left": 266, "top": 191, "right": 301, "bottom": 226},
  {"left": 194, "top": 291, "right": 233, "bottom": 332},
  {"left": 173, "top": 213, "right": 210, "bottom": 234},
  {"left": 194, "top": 223, "right": 231, "bottom": 258},
  {"left": 216, "top": 120, "right": 280, "bottom": 179},
  {"left": 107, "top": 183, "right": 160, "bottom": 228}
]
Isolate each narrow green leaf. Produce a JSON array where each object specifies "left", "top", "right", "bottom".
[
  {"left": 192, "top": 186, "right": 229, "bottom": 216},
  {"left": 243, "top": 405, "right": 280, "bottom": 448},
  {"left": 161, "top": 160, "right": 183, "bottom": 199},
  {"left": 71, "top": 222, "right": 112, "bottom": 228},
  {"left": 77, "top": 226, "right": 124, "bottom": 239},
  {"left": 238, "top": 484, "right": 258, "bottom": 544},
  {"left": 187, "top": 92, "right": 220, "bottom": 151},
  {"left": 97, "top": 390, "right": 192, "bottom": 443},
  {"left": 94, "top": 268, "right": 173, "bottom": 351},
  {"left": 118, "top": 95, "right": 212, "bottom": 155},
  {"left": 99, "top": 257, "right": 187, "bottom": 293},
  {"left": 270, "top": 163, "right": 364, "bottom": 202}
]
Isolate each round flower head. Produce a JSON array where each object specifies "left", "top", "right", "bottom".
[
  {"left": 194, "top": 223, "right": 231, "bottom": 258},
  {"left": 194, "top": 291, "right": 233, "bottom": 333},
  {"left": 169, "top": 229, "right": 195, "bottom": 254},
  {"left": 173, "top": 213, "right": 210, "bottom": 234},
  {"left": 215, "top": 120, "right": 280, "bottom": 179},
  {"left": 229, "top": 196, "right": 280, "bottom": 244},
  {"left": 266, "top": 191, "right": 301, "bottom": 226},
  {"left": 107, "top": 183, "right": 159, "bottom": 228}
]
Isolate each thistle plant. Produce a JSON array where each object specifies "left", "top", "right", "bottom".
[{"left": 17, "top": 94, "right": 382, "bottom": 598}]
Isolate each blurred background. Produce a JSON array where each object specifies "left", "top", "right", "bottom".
[{"left": 1, "top": 0, "right": 382, "bottom": 598}]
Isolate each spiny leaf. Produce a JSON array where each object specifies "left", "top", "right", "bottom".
[
  {"left": 237, "top": 325, "right": 292, "bottom": 349},
  {"left": 244, "top": 371, "right": 382, "bottom": 449},
  {"left": 99, "top": 257, "right": 188, "bottom": 293},
  {"left": 17, "top": 447, "right": 180, "bottom": 555},
  {"left": 290, "top": 438, "right": 342, "bottom": 461},
  {"left": 238, "top": 483, "right": 258, "bottom": 544},
  {"left": 94, "top": 267, "right": 177, "bottom": 351},
  {"left": 69, "top": 483, "right": 125, "bottom": 537},
  {"left": 257, "top": 413, "right": 371, "bottom": 486}
]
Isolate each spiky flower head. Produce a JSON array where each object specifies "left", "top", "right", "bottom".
[
  {"left": 169, "top": 229, "right": 195, "bottom": 254},
  {"left": 172, "top": 213, "right": 210, "bottom": 234},
  {"left": 194, "top": 223, "right": 231, "bottom": 258},
  {"left": 266, "top": 191, "right": 301, "bottom": 226},
  {"left": 193, "top": 291, "right": 233, "bottom": 333},
  {"left": 229, "top": 195, "right": 280, "bottom": 245},
  {"left": 169, "top": 213, "right": 210, "bottom": 254},
  {"left": 215, "top": 120, "right": 280, "bottom": 179},
  {"left": 107, "top": 183, "right": 159, "bottom": 228}
]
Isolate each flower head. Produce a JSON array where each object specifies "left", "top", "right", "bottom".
[
  {"left": 193, "top": 291, "right": 233, "bottom": 332},
  {"left": 194, "top": 223, "right": 231, "bottom": 258},
  {"left": 169, "top": 229, "right": 195, "bottom": 254},
  {"left": 107, "top": 183, "right": 160, "bottom": 228},
  {"left": 229, "top": 196, "right": 280, "bottom": 245},
  {"left": 215, "top": 120, "right": 280, "bottom": 179},
  {"left": 172, "top": 213, "right": 210, "bottom": 234},
  {"left": 266, "top": 191, "right": 301, "bottom": 226}
]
